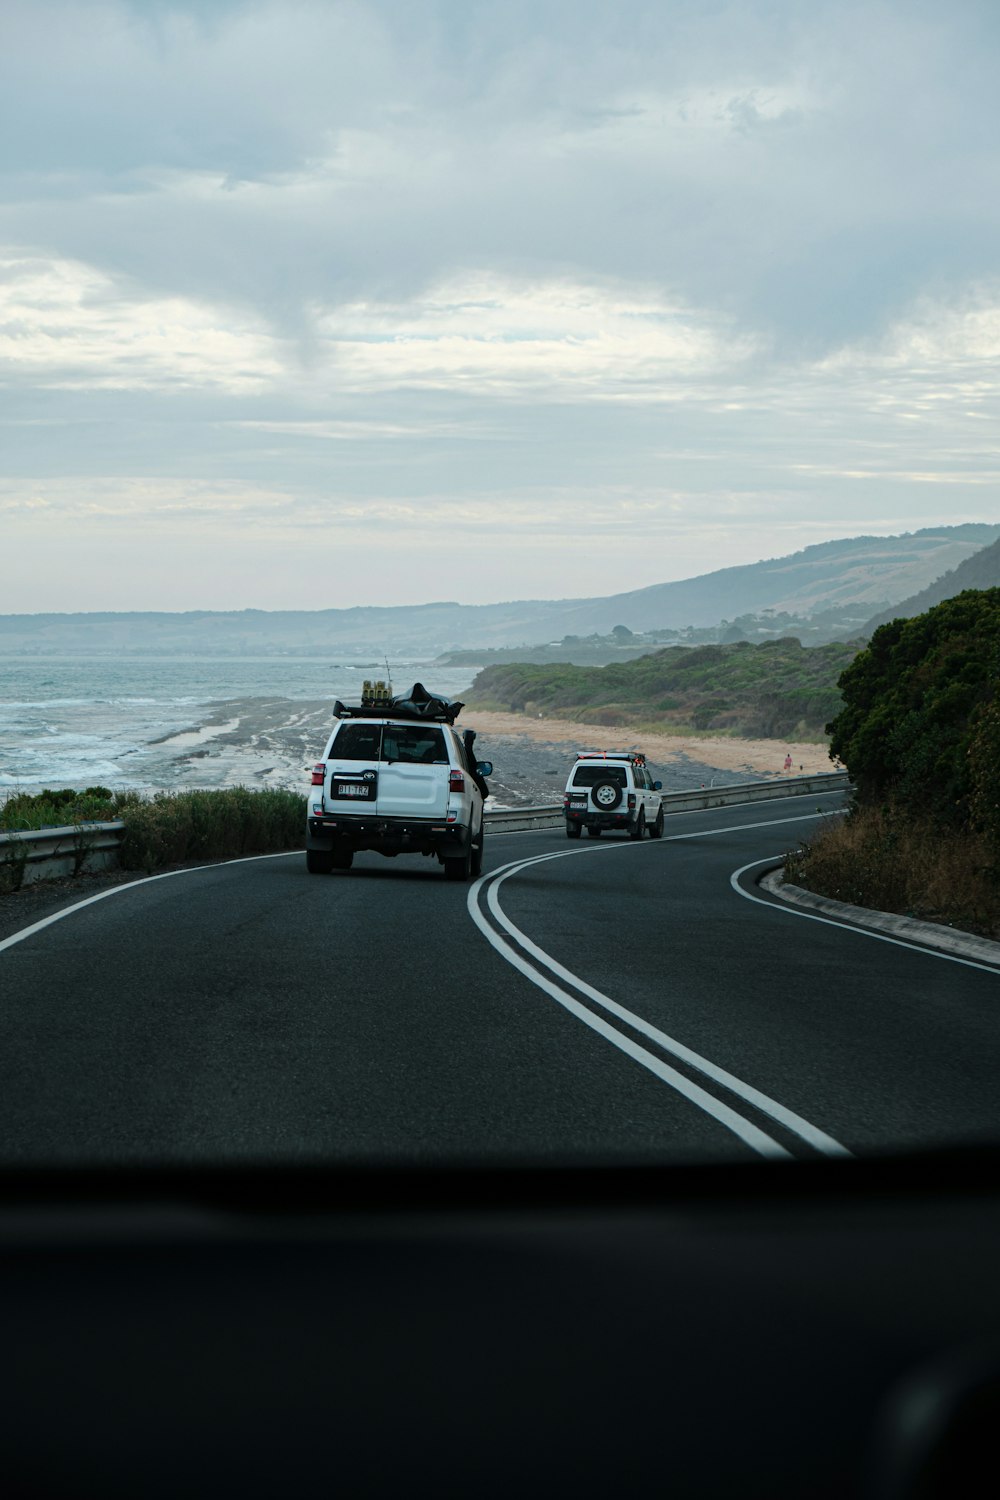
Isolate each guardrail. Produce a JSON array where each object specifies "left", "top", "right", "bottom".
[
  {"left": 1, "top": 773, "right": 850, "bottom": 886},
  {"left": 0, "top": 821, "right": 126, "bottom": 888},
  {"left": 485, "top": 772, "right": 850, "bottom": 833}
]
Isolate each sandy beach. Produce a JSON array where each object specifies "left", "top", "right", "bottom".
[{"left": 463, "top": 710, "right": 834, "bottom": 777}]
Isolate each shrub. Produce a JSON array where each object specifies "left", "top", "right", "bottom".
[
  {"left": 784, "top": 804, "right": 1000, "bottom": 938},
  {"left": 0, "top": 786, "right": 118, "bottom": 831},
  {"left": 466, "top": 638, "right": 853, "bottom": 739},
  {"left": 828, "top": 588, "right": 1000, "bottom": 827},
  {"left": 117, "top": 788, "right": 306, "bottom": 872}
]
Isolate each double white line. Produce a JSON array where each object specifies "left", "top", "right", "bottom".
[{"left": 468, "top": 832, "right": 851, "bottom": 1162}]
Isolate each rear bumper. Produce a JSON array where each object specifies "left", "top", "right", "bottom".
[
  {"left": 565, "top": 807, "right": 634, "bottom": 831},
  {"left": 307, "top": 814, "right": 472, "bottom": 859}
]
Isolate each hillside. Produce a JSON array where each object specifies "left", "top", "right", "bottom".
[
  {"left": 1, "top": 525, "right": 995, "bottom": 656},
  {"left": 528, "top": 525, "right": 999, "bottom": 638},
  {"left": 862, "top": 536, "right": 1000, "bottom": 633},
  {"left": 465, "top": 638, "right": 857, "bottom": 741}
]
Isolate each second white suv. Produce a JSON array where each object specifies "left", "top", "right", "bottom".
[{"left": 563, "top": 752, "right": 664, "bottom": 840}]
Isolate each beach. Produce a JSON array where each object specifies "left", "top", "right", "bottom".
[{"left": 137, "top": 699, "right": 834, "bottom": 806}]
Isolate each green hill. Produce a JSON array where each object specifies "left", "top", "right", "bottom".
[
  {"left": 466, "top": 638, "right": 856, "bottom": 740},
  {"left": 862, "top": 537, "right": 1000, "bottom": 634}
]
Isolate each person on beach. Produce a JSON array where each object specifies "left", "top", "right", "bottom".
[{"left": 783, "top": 753, "right": 793, "bottom": 772}]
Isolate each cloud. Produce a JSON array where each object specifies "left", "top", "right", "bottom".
[
  {"left": 0, "top": 251, "right": 286, "bottom": 390},
  {"left": 2, "top": 2, "right": 999, "bottom": 610},
  {"left": 5, "top": 0, "right": 998, "bottom": 351},
  {"left": 313, "top": 273, "right": 757, "bottom": 396}
]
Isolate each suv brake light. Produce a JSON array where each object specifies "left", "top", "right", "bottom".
[
  {"left": 449, "top": 769, "right": 466, "bottom": 793},
  {"left": 627, "top": 793, "right": 636, "bottom": 809},
  {"left": 311, "top": 763, "right": 326, "bottom": 786}
]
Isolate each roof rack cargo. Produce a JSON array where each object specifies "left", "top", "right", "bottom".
[
  {"left": 332, "top": 681, "right": 465, "bottom": 726},
  {"left": 575, "top": 750, "right": 646, "bottom": 763}
]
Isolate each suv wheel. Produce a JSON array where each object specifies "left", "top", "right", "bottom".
[
  {"left": 306, "top": 849, "right": 333, "bottom": 874},
  {"left": 566, "top": 822, "right": 582, "bottom": 839},
  {"left": 470, "top": 823, "right": 484, "bottom": 877},
  {"left": 629, "top": 810, "right": 646, "bottom": 841},
  {"left": 591, "top": 780, "right": 622, "bottom": 811},
  {"left": 330, "top": 849, "right": 354, "bottom": 871},
  {"left": 650, "top": 807, "right": 664, "bottom": 839}
]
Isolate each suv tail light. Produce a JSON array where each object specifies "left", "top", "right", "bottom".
[
  {"left": 311, "top": 763, "right": 326, "bottom": 786},
  {"left": 627, "top": 793, "right": 636, "bottom": 809},
  {"left": 449, "top": 769, "right": 466, "bottom": 793}
]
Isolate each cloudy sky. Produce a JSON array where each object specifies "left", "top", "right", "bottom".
[{"left": 2, "top": 0, "right": 999, "bottom": 612}]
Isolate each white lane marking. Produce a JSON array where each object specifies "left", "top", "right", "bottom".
[
  {"left": 469, "top": 886, "right": 793, "bottom": 1159},
  {"left": 468, "top": 808, "right": 853, "bottom": 1160},
  {"left": 731, "top": 856, "right": 1000, "bottom": 977},
  {"left": 482, "top": 811, "right": 833, "bottom": 885},
  {"left": 0, "top": 803, "right": 831, "bottom": 960},
  {"left": 489, "top": 789, "right": 846, "bottom": 838},
  {"left": 483, "top": 863, "right": 849, "bottom": 1157},
  {"left": 0, "top": 851, "right": 298, "bottom": 957}
]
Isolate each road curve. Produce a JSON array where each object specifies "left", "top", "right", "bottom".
[{"left": 2, "top": 790, "right": 998, "bottom": 1165}]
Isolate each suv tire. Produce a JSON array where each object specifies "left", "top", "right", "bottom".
[
  {"left": 470, "top": 823, "right": 484, "bottom": 878},
  {"left": 591, "top": 780, "right": 622, "bottom": 811},
  {"left": 566, "top": 822, "right": 582, "bottom": 839},
  {"left": 650, "top": 807, "right": 664, "bottom": 839},
  {"left": 629, "top": 810, "right": 646, "bottom": 841},
  {"left": 306, "top": 850, "right": 333, "bottom": 874},
  {"left": 331, "top": 850, "right": 354, "bottom": 871}
]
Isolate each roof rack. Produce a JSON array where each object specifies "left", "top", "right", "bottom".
[
  {"left": 575, "top": 750, "right": 645, "bottom": 763},
  {"left": 333, "top": 681, "right": 465, "bottom": 726}
]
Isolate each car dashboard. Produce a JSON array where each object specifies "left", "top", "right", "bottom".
[{"left": 2, "top": 1151, "right": 999, "bottom": 1498}]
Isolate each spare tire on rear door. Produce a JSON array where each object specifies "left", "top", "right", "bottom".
[{"left": 591, "top": 780, "right": 622, "bottom": 811}]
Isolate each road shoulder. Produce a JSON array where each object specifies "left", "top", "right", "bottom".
[{"left": 762, "top": 868, "right": 1000, "bottom": 970}]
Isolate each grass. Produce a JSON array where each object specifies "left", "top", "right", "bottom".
[
  {"left": 466, "top": 637, "right": 855, "bottom": 740},
  {"left": 784, "top": 804, "right": 1000, "bottom": 940},
  {"left": 1, "top": 786, "right": 306, "bottom": 886}
]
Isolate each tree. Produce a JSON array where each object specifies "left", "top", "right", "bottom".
[{"left": 827, "top": 589, "right": 1000, "bottom": 827}]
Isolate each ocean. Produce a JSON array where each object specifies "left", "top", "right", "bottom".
[{"left": 0, "top": 656, "right": 477, "bottom": 795}]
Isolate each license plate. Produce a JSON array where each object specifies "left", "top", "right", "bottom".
[{"left": 337, "top": 783, "right": 369, "bottom": 798}]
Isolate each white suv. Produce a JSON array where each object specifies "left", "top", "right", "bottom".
[
  {"left": 305, "top": 685, "right": 492, "bottom": 881},
  {"left": 563, "top": 752, "right": 664, "bottom": 840}
]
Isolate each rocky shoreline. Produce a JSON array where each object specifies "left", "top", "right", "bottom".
[{"left": 140, "top": 698, "right": 834, "bottom": 807}]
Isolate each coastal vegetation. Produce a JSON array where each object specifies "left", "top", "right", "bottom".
[
  {"left": 785, "top": 589, "right": 1000, "bottom": 937},
  {"left": 465, "top": 637, "right": 856, "bottom": 740},
  {"left": 1, "top": 786, "right": 305, "bottom": 888}
]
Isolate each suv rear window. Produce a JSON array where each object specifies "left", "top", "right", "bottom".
[
  {"left": 382, "top": 726, "right": 447, "bottom": 764},
  {"left": 330, "top": 723, "right": 383, "bottom": 760},
  {"left": 572, "top": 765, "right": 628, "bottom": 788},
  {"left": 329, "top": 722, "right": 449, "bottom": 764}
]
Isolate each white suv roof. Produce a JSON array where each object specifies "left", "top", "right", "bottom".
[{"left": 574, "top": 751, "right": 648, "bottom": 764}]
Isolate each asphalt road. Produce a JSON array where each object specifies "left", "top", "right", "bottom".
[{"left": 2, "top": 789, "right": 998, "bottom": 1164}]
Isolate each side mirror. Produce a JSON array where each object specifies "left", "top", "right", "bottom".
[
  {"left": 653, "top": 780, "right": 662, "bottom": 790},
  {"left": 476, "top": 761, "right": 493, "bottom": 777}
]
